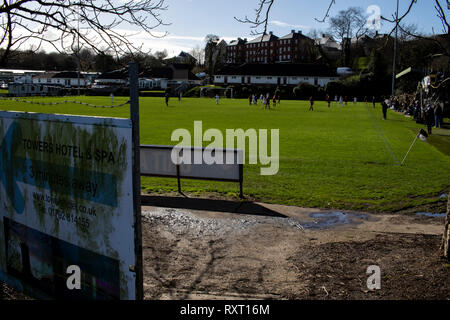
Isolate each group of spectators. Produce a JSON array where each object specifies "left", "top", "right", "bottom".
[{"left": 385, "top": 94, "right": 445, "bottom": 134}]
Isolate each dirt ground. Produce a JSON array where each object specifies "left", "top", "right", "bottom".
[
  {"left": 1, "top": 196, "right": 449, "bottom": 300},
  {"left": 142, "top": 197, "right": 449, "bottom": 300}
]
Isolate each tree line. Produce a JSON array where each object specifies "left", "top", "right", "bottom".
[{"left": 0, "top": 48, "right": 175, "bottom": 73}]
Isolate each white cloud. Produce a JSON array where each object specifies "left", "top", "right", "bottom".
[{"left": 269, "top": 20, "right": 311, "bottom": 30}]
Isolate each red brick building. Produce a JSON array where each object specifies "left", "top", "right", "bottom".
[{"left": 226, "top": 30, "right": 318, "bottom": 64}]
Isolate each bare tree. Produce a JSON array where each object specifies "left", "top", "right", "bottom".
[
  {"left": 242, "top": 0, "right": 447, "bottom": 38},
  {"left": 0, "top": 0, "right": 169, "bottom": 66},
  {"left": 189, "top": 45, "right": 205, "bottom": 66},
  {"left": 328, "top": 7, "right": 371, "bottom": 43},
  {"left": 327, "top": 7, "right": 371, "bottom": 66}
]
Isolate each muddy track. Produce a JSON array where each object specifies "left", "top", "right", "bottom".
[{"left": 142, "top": 204, "right": 449, "bottom": 300}]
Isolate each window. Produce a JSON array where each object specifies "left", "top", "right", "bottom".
[
  {"left": 304, "top": 78, "right": 309, "bottom": 80},
  {"left": 267, "top": 77, "right": 272, "bottom": 80}
]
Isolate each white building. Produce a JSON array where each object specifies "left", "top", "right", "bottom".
[
  {"left": 214, "top": 63, "right": 338, "bottom": 87},
  {"left": 33, "top": 71, "right": 88, "bottom": 87},
  {"left": 0, "top": 69, "right": 46, "bottom": 84}
]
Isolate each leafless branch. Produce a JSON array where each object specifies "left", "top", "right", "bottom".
[
  {"left": 0, "top": 0, "right": 170, "bottom": 65},
  {"left": 434, "top": 0, "right": 450, "bottom": 34},
  {"left": 315, "top": 0, "right": 336, "bottom": 23},
  {"left": 234, "top": 0, "right": 274, "bottom": 36}
]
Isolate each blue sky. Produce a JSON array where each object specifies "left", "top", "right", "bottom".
[
  {"left": 16, "top": 0, "right": 447, "bottom": 56},
  {"left": 149, "top": 0, "right": 446, "bottom": 57}
]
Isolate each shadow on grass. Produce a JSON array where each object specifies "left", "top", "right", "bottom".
[{"left": 141, "top": 195, "right": 287, "bottom": 218}]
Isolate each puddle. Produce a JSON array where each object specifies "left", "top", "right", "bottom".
[
  {"left": 301, "top": 211, "right": 369, "bottom": 229},
  {"left": 415, "top": 212, "right": 446, "bottom": 218},
  {"left": 142, "top": 208, "right": 371, "bottom": 235}
]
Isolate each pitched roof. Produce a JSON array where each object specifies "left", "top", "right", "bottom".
[
  {"left": 247, "top": 32, "right": 279, "bottom": 44},
  {"left": 229, "top": 38, "right": 248, "bottom": 46},
  {"left": 216, "top": 63, "right": 337, "bottom": 77},
  {"left": 279, "top": 30, "right": 312, "bottom": 41}
]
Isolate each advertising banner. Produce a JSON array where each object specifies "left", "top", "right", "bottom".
[{"left": 0, "top": 111, "right": 135, "bottom": 299}]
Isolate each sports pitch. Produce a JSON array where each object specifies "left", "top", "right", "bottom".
[{"left": 1, "top": 96, "right": 449, "bottom": 212}]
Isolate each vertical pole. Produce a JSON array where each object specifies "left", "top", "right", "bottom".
[
  {"left": 239, "top": 163, "right": 243, "bottom": 199},
  {"left": 77, "top": 3, "right": 81, "bottom": 96},
  {"left": 129, "top": 62, "right": 143, "bottom": 300},
  {"left": 176, "top": 164, "right": 182, "bottom": 194},
  {"left": 391, "top": 0, "right": 399, "bottom": 103}
]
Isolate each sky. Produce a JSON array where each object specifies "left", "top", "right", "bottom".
[
  {"left": 140, "top": 0, "right": 447, "bottom": 57},
  {"left": 13, "top": 0, "right": 449, "bottom": 57}
]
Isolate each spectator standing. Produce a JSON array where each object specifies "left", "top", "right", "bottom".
[
  {"left": 425, "top": 104, "right": 435, "bottom": 134},
  {"left": 434, "top": 103, "right": 442, "bottom": 128},
  {"left": 381, "top": 98, "right": 389, "bottom": 120}
]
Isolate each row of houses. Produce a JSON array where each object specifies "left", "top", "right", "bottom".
[
  {"left": 2, "top": 62, "right": 203, "bottom": 96},
  {"left": 213, "top": 63, "right": 338, "bottom": 87},
  {"left": 4, "top": 63, "right": 341, "bottom": 96}
]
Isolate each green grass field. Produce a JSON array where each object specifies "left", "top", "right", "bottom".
[{"left": 1, "top": 95, "right": 449, "bottom": 213}]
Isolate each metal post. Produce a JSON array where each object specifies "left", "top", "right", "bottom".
[
  {"left": 239, "top": 164, "right": 243, "bottom": 198},
  {"left": 129, "top": 62, "right": 143, "bottom": 300},
  {"left": 391, "top": 0, "right": 400, "bottom": 103},
  {"left": 176, "top": 164, "right": 182, "bottom": 194},
  {"left": 77, "top": 3, "right": 81, "bottom": 96}
]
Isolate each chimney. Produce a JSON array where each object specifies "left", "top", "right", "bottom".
[
  {"left": 269, "top": 31, "right": 273, "bottom": 35},
  {"left": 291, "top": 30, "right": 295, "bottom": 34},
  {"left": 298, "top": 30, "right": 302, "bottom": 34},
  {"left": 322, "top": 34, "right": 326, "bottom": 38}
]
